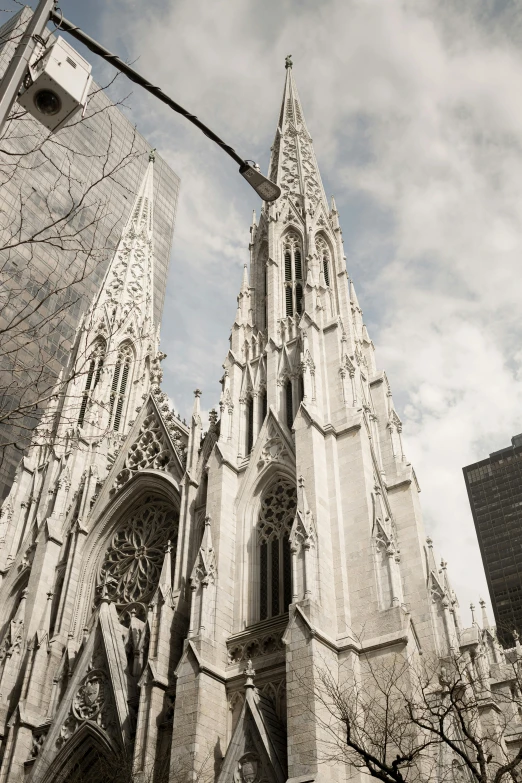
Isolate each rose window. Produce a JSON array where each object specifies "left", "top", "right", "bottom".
[{"left": 98, "top": 497, "right": 178, "bottom": 606}]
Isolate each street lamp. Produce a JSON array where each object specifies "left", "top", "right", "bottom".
[{"left": 0, "top": 0, "right": 281, "bottom": 203}]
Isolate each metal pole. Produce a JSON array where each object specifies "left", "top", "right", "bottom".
[{"left": 0, "top": 0, "right": 56, "bottom": 133}]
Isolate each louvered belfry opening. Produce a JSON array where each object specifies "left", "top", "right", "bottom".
[
  {"left": 109, "top": 342, "right": 133, "bottom": 432},
  {"left": 258, "top": 478, "right": 296, "bottom": 621},
  {"left": 247, "top": 396, "right": 254, "bottom": 454},
  {"left": 285, "top": 380, "right": 293, "bottom": 428},
  {"left": 283, "top": 233, "right": 304, "bottom": 317},
  {"left": 78, "top": 338, "right": 105, "bottom": 428}
]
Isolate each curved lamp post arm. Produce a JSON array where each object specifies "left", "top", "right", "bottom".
[{"left": 49, "top": 10, "right": 281, "bottom": 202}]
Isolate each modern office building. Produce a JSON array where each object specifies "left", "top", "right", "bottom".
[
  {"left": 463, "top": 435, "right": 522, "bottom": 647},
  {"left": 0, "top": 8, "right": 179, "bottom": 499}
]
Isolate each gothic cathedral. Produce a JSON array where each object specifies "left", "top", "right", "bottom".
[{"left": 0, "top": 63, "right": 514, "bottom": 783}]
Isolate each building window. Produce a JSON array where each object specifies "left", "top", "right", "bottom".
[
  {"left": 316, "top": 235, "right": 330, "bottom": 287},
  {"left": 258, "top": 478, "right": 296, "bottom": 620},
  {"left": 261, "top": 390, "right": 267, "bottom": 423},
  {"left": 298, "top": 375, "right": 304, "bottom": 406},
  {"left": 78, "top": 338, "right": 105, "bottom": 428},
  {"left": 285, "top": 380, "right": 293, "bottom": 428},
  {"left": 247, "top": 397, "right": 254, "bottom": 454},
  {"left": 283, "top": 234, "right": 304, "bottom": 317},
  {"left": 109, "top": 342, "right": 133, "bottom": 432}
]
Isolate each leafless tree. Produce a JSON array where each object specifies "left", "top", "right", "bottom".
[
  {"left": 0, "top": 8, "right": 147, "bottom": 483},
  {"left": 306, "top": 642, "right": 522, "bottom": 783}
]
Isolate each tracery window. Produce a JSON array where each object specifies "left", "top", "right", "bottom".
[
  {"left": 316, "top": 236, "right": 330, "bottom": 287},
  {"left": 283, "top": 234, "right": 304, "bottom": 317},
  {"left": 78, "top": 338, "right": 105, "bottom": 428},
  {"left": 98, "top": 496, "right": 178, "bottom": 609},
  {"left": 258, "top": 478, "right": 296, "bottom": 620},
  {"left": 109, "top": 342, "right": 133, "bottom": 432}
]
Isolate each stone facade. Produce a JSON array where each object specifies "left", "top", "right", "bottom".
[{"left": 0, "top": 63, "right": 519, "bottom": 783}]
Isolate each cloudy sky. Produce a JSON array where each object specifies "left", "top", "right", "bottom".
[{"left": 8, "top": 0, "right": 522, "bottom": 625}]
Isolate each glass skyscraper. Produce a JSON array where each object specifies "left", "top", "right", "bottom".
[
  {"left": 463, "top": 434, "right": 522, "bottom": 647},
  {"left": 0, "top": 9, "right": 179, "bottom": 499}
]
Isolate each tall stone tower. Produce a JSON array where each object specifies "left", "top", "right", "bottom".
[
  {"left": 168, "top": 58, "right": 468, "bottom": 783},
  {"left": 0, "top": 62, "right": 511, "bottom": 783},
  {"left": 0, "top": 154, "right": 190, "bottom": 781}
]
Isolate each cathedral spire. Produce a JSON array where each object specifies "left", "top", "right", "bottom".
[
  {"left": 267, "top": 58, "right": 328, "bottom": 211},
  {"left": 90, "top": 152, "right": 156, "bottom": 331}
]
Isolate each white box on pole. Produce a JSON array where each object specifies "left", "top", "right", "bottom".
[{"left": 18, "top": 36, "right": 92, "bottom": 132}]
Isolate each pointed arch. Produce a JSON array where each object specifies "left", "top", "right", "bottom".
[
  {"left": 257, "top": 477, "right": 296, "bottom": 621},
  {"left": 109, "top": 341, "right": 134, "bottom": 432},
  {"left": 78, "top": 337, "right": 106, "bottom": 428},
  {"left": 315, "top": 233, "right": 334, "bottom": 288},
  {"left": 37, "top": 720, "right": 117, "bottom": 783},
  {"left": 71, "top": 473, "right": 180, "bottom": 636}
]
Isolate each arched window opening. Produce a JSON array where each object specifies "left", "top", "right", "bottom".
[
  {"left": 296, "top": 283, "right": 303, "bottom": 315},
  {"left": 298, "top": 376, "right": 304, "bottom": 406},
  {"left": 97, "top": 495, "right": 179, "bottom": 611},
  {"left": 285, "top": 380, "right": 293, "bottom": 428},
  {"left": 283, "top": 234, "right": 304, "bottom": 317},
  {"left": 78, "top": 339, "right": 105, "bottom": 428},
  {"left": 258, "top": 478, "right": 297, "bottom": 620},
  {"left": 109, "top": 343, "right": 133, "bottom": 432},
  {"left": 261, "top": 390, "right": 267, "bottom": 424},
  {"left": 316, "top": 235, "right": 331, "bottom": 287},
  {"left": 247, "top": 397, "right": 254, "bottom": 455}
]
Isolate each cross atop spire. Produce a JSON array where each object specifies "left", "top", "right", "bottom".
[{"left": 267, "top": 59, "right": 328, "bottom": 211}]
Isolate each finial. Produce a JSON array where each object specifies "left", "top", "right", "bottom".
[
  {"left": 285, "top": 54, "right": 293, "bottom": 69},
  {"left": 244, "top": 659, "right": 256, "bottom": 688},
  {"left": 149, "top": 148, "right": 156, "bottom": 162},
  {"left": 298, "top": 475, "right": 305, "bottom": 488},
  {"left": 440, "top": 558, "right": 447, "bottom": 570},
  {"left": 426, "top": 537, "right": 433, "bottom": 548},
  {"left": 479, "top": 598, "right": 490, "bottom": 629},
  {"left": 209, "top": 408, "right": 218, "bottom": 426},
  {"left": 165, "top": 540, "right": 172, "bottom": 555},
  {"left": 470, "top": 603, "right": 475, "bottom": 623},
  {"left": 99, "top": 571, "right": 114, "bottom": 603},
  {"left": 194, "top": 389, "right": 202, "bottom": 398}
]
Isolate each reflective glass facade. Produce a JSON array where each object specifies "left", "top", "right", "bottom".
[
  {"left": 463, "top": 435, "right": 522, "bottom": 647},
  {"left": 0, "top": 10, "right": 179, "bottom": 499}
]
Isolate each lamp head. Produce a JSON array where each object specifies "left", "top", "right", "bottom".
[{"left": 239, "top": 163, "right": 280, "bottom": 202}]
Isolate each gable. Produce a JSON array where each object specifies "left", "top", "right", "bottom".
[
  {"left": 30, "top": 601, "right": 130, "bottom": 782},
  {"left": 217, "top": 688, "right": 287, "bottom": 783},
  {"left": 90, "top": 396, "right": 188, "bottom": 522}
]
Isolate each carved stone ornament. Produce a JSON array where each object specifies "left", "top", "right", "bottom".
[
  {"left": 111, "top": 412, "right": 181, "bottom": 495},
  {"left": 257, "top": 436, "right": 287, "bottom": 469},
  {"left": 98, "top": 497, "right": 178, "bottom": 606},
  {"left": 73, "top": 669, "right": 106, "bottom": 721},
  {"left": 56, "top": 668, "right": 113, "bottom": 749},
  {"left": 237, "top": 753, "right": 260, "bottom": 783},
  {"left": 227, "top": 627, "right": 286, "bottom": 664},
  {"left": 258, "top": 478, "right": 297, "bottom": 544}
]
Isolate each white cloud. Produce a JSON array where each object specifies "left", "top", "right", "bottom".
[{"left": 94, "top": 0, "right": 522, "bottom": 627}]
